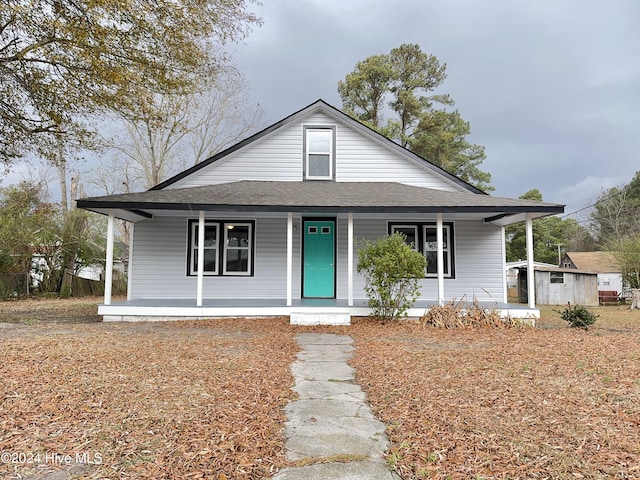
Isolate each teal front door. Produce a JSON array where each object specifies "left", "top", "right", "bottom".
[{"left": 303, "top": 220, "right": 335, "bottom": 298}]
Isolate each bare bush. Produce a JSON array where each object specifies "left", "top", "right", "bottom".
[{"left": 421, "top": 296, "right": 527, "bottom": 328}]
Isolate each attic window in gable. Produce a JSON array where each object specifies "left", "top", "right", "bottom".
[{"left": 304, "top": 126, "right": 335, "bottom": 180}]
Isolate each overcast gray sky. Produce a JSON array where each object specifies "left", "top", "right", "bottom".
[{"left": 231, "top": 0, "right": 640, "bottom": 219}]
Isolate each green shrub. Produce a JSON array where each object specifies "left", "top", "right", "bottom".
[
  {"left": 356, "top": 233, "right": 427, "bottom": 321},
  {"left": 558, "top": 304, "right": 598, "bottom": 329}
]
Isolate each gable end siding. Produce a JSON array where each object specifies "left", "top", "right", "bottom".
[{"left": 167, "top": 111, "right": 463, "bottom": 192}]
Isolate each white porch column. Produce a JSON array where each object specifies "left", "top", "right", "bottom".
[
  {"left": 286, "top": 212, "right": 293, "bottom": 306},
  {"left": 437, "top": 213, "right": 445, "bottom": 306},
  {"left": 104, "top": 213, "right": 114, "bottom": 305},
  {"left": 196, "top": 210, "right": 205, "bottom": 307},
  {"left": 501, "top": 225, "right": 507, "bottom": 304},
  {"left": 526, "top": 213, "right": 536, "bottom": 308},
  {"left": 347, "top": 213, "right": 354, "bottom": 306},
  {"left": 127, "top": 222, "right": 134, "bottom": 301}
]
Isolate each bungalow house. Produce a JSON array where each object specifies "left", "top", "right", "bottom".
[{"left": 77, "top": 100, "right": 564, "bottom": 324}]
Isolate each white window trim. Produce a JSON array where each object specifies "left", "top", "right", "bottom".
[
  {"left": 424, "top": 224, "right": 452, "bottom": 278},
  {"left": 388, "top": 221, "right": 455, "bottom": 278},
  {"left": 391, "top": 225, "right": 419, "bottom": 250},
  {"left": 304, "top": 126, "right": 334, "bottom": 180},
  {"left": 222, "top": 222, "right": 253, "bottom": 276},
  {"left": 188, "top": 220, "right": 254, "bottom": 276},
  {"left": 190, "top": 221, "right": 219, "bottom": 276}
]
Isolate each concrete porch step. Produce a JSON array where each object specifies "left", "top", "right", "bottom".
[{"left": 289, "top": 310, "right": 351, "bottom": 326}]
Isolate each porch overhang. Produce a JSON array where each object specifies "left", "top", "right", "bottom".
[{"left": 77, "top": 181, "right": 564, "bottom": 226}]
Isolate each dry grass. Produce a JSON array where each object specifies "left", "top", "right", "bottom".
[
  {"left": 0, "top": 302, "right": 299, "bottom": 479},
  {"left": 350, "top": 305, "right": 640, "bottom": 479},
  {"left": 1, "top": 299, "right": 639, "bottom": 479}
]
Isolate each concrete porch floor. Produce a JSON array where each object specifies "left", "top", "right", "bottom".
[{"left": 99, "top": 297, "right": 540, "bottom": 323}]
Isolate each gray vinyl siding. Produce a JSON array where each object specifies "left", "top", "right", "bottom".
[
  {"left": 452, "top": 221, "right": 505, "bottom": 301},
  {"left": 130, "top": 216, "right": 301, "bottom": 299},
  {"left": 130, "top": 215, "right": 504, "bottom": 302},
  {"left": 167, "top": 111, "right": 463, "bottom": 192},
  {"left": 349, "top": 218, "right": 505, "bottom": 303}
]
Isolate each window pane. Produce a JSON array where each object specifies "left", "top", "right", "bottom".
[
  {"left": 426, "top": 251, "right": 437, "bottom": 274},
  {"left": 425, "top": 228, "right": 436, "bottom": 244},
  {"left": 194, "top": 225, "right": 217, "bottom": 247},
  {"left": 392, "top": 226, "right": 417, "bottom": 249},
  {"left": 193, "top": 249, "right": 217, "bottom": 272},
  {"left": 204, "top": 249, "right": 217, "bottom": 272},
  {"left": 226, "top": 249, "right": 249, "bottom": 272},
  {"left": 425, "top": 251, "right": 450, "bottom": 275},
  {"left": 308, "top": 130, "right": 331, "bottom": 152},
  {"left": 204, "top": 226, "right": 217, "bottom": 247},
  {"left": 226, "top": 225, "right": 249, "bottom": 247},
  {"left": 425, "top": 227, "right": 448, "bottom": 250},
  {"left": 550, "top": 272, "right": 564, "bottom": 284},
  {"left": 308, "top": 154, "right": 330, "bottom": 177}
]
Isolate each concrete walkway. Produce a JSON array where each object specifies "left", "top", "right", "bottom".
[{"left": 274, "top": 333, "right": 400, "bottom": 480}]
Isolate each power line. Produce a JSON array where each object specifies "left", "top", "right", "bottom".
[{"left": 559, "top": 187, "right": 627, "bottom": 219}]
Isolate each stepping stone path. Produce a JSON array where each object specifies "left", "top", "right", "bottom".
[{"left": 274, "top": 333, "right": 400, "bottom": 480}]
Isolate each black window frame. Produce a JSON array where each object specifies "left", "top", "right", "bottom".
[
  {"left": 187, "top": 219, "right": 255, "bottom": 277},
  {"left": 303, "top": 125, "right": 336, "bottom": 181},
  {"left": 388, "top": 221, "right": 456, "bottom": 279}
]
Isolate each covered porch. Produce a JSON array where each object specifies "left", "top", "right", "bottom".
[{"left": 77, "top": 181, "right": 564, "bottom": 324}]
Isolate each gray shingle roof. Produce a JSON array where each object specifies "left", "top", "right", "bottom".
[{"left": 78, "top": 180, "right": 563, "bottom": 216}]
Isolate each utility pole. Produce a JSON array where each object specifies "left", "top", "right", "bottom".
[{"left": 556, "top": 243, "right": 563, "bottom": 266}]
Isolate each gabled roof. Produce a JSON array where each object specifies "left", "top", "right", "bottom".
[
  {"left": 151, "top": 99, "right": 486, "bottom": 194},
  {"left": 563, "top": 251, "right": 620, "bottom": 273},
  {"left": 77, "top": 180, "right": 564, "bottom": 224},
  {"left": 78, "top": 99, "right": 565, "bottom": 224}
]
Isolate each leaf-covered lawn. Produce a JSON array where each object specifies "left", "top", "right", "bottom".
[
  {"left": 350, "top": 306, "right": 640, "bottom": 479},
  {"left": 1, "top": 300, "right": 639, "bottom": 479},
  {"left": 0, "top": 314, "right": 298, "bottom": 479}
]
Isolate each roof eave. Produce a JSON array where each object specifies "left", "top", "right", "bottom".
[{"left": 77, "top": 199, "right": 564, "bottom": 223}]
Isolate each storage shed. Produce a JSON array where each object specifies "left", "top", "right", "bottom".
[{"left": 517, "top": 266, "right": 598, "bottom": 306}]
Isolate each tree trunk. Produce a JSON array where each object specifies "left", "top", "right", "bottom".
[{"left": 631, "top": 289, "right": 640, "bottom": 309}]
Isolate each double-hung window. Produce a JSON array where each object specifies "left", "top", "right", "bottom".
[
  {"left": 423, "top": 225, "right": 452, "bottom": 277},
  {"left": 190, "top": 222, "right": 219, "bottom": 275},
  {"left": 223, "top": 223, "right": 252, "bottom": 275},
  {"left": 304, "top": 126, "right": 335, "bottom": 180},
  {"left": 188, "top": 220, "right": 254, "bottom": 276},
  {"left": 390, "top": 222, "right": 455, "bottom": 278}
]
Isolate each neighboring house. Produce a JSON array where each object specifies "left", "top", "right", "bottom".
[
  {"left": 77, "top": 100, "right": 564, "bottom": 323},
  {"left": 561, "top": 251, "right": 625, "bottom": 301},
  {"left": 77, "top": 241, "right": 129, "bottom": 281},
  {"left": 515, "top": 265, "right": 598, "bottom": 306}
]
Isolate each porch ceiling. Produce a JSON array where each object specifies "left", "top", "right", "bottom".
[{"left": 77, "top": 180, "right": 564, "bottom": 226}]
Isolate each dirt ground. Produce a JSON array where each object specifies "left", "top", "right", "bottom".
[{"left": 0, "top": 298, "right": 639, "bottom": 479}]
